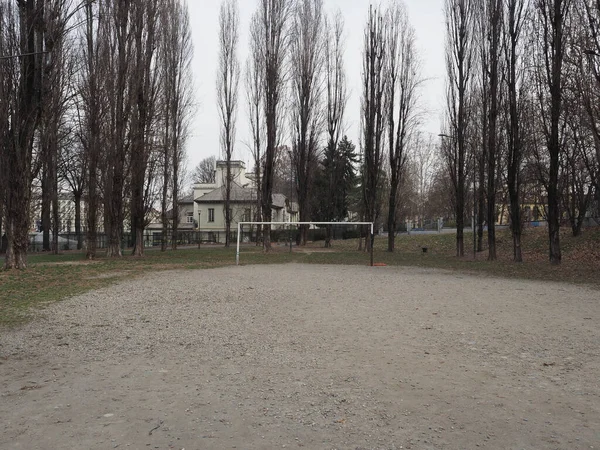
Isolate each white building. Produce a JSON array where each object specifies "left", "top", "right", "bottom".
[{"left": 169, "top": 160, "right": 297, "bottom": 242}]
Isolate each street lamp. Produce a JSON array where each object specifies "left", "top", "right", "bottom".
[{"left": 438, "top": 133, "right": 477, "bottom": 259}]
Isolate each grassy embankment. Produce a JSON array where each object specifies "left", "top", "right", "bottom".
[{"left": 1, "top": 227, "right": 598, "bottom": 327}]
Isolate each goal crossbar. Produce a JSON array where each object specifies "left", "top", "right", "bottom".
[{"left": 236, "top": 221, "right": 374, "bottom": 266}]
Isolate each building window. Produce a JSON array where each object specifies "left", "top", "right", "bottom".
[
  {"left": 186, "top": 211, "right": 194, "bottom": 224},
  {"left": 208, "top": 208, "right": 215, "bottom": 222},
  {"left": 244, "top": 208, "right": 251, "bottom": 222}
]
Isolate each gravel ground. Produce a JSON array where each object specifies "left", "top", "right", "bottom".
[{"left": 0, "top": 264, "right": 599, "bottom": 450}]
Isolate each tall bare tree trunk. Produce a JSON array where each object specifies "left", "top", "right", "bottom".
[
  {"left": 104, "top": 0, "right": 132, "bottom": 258},
  {"left": 290, "top": 0, "right": 324, "bottom": 246},
  {"left": 130, "top": 0, "right": 158, "bottom": 257},
  {"left": 256, "top": 0, "right": 290, "bottom": 251},
  {"left": 161, "top": 119, "right": 171, "bottom": 252},
  {"left": 362, "top": 5, "right": 387, "bottom": 252},
  {"left": 217, "top": 0, "right": 240, "bottom": 248},
  {"left": 535, "top": 0, "right": 570, "bottom": 264},
  {"left": 4, "top": 0, "right": 45, "bottom": 269},
  {"left": 384, "top": 3, "right": 422, "bottom": 252},
  {"left": 444, "top": 0, "right": 475, "bottom": 258},
  {"left": 82, "top": 0, "right": 102, "bottom": 260},
  {"left": 323, "top": 11, "right": 346, "bottom": 248},
  {"left": 486, "top": 0, "right": 502, "bottom": 260},
  {"left": 504, "top": 0, "right": 527, "bottom": 262},
  {"left": 51, "top": 170, "right": 58, "bottom": 253},
  {"left": 247, "top": 13, "right": 264, "bottom": 245},
  {"left": 42, "top": 163, "right": 52, "bottom": 251}
]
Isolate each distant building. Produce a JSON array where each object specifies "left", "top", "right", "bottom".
[
  {"left": 30, "top": 193, "right": 95, "bottom": 234},
  {"left": 147, "top": 160, "right": 297, "bottom": 243},
  {"left": 194, "top": 160, "right": 297, "bottom": 237}
]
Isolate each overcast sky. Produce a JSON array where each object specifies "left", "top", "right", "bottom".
[{"left": 185, "top": 0, "right": 446, "bottom": 171}]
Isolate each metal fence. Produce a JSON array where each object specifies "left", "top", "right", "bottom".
[
  {"left": 12, "top": 218, "right": 598, "bottom": 254},
  {"left": 21, "top": 224, "right": 368, "bottom": 253},
  {"left": 24, "top": 230, "right": 255, "bottom": 252}
]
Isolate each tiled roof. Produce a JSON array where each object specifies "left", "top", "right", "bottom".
[
  {"left": 195, "top": 182, "right": 255, "bottom": 203},
  {"left": 196, "top": 183, "right": 289, "bottom": 209}
]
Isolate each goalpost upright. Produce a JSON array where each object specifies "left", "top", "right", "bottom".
[{"left": 236, "top": 221, "right": 375, "bottom": 266}]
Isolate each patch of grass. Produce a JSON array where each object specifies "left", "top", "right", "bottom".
[{"left": 1, "top": 228, "right": 598, "bottom": 327}]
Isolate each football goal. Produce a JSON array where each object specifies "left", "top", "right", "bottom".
[{"left": 236, "top": 221, "right": 375, "bottom": 266}]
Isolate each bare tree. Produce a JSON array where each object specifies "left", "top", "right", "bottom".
[
  {"left": 171, "top": 2, "right": 193, "bottom": 251},
  {"left": 102, "top": 0, "right": 133, "bottom": 257},
  {"left": 246, "top": 12, "right": 265, "bottom": 242},
  {"left": 532, "top": 0, "right": 572, "bottom": 264},
  {"left": 193, "top": 156, "right": 217, "bottom": 183},
  {"left": 444, "top": 0, "right": 476, "bottom": 257},
  {"left": 482, "top": 0, "right": 503, "bottom": 260},
  {"left": 384, "top": 1, "right": 423, "bottom": 252},
  {"left": 3, "top": 0, "right": 46, "bottom": 269},
  {"left": 0, "top": 0, "right": 18, "bottom": 255},
  {"left": 559, "top": 13, "right": 597, "bottom": 236},
  {"left": 412, "top": 133, "right": 437, "bottom": 227},
  {"left": 323, "top": 10, "right": 347, "bottom": 247},
  {"left": 580, "top": 1, "right": 600, "bottom": 210},
  {"left": 361, "top": 5, "right": 387, "bottom": 251},
  {"left": 130, "top": 0, "right": 159, "bottom": 257},
  {"left": 561, "top": 112, "right": 594, "bottom": 236},
  {"left": 290, "top": 0, "right": 324, "bottom": 246},
  {"left": 40, "top": 0, "right": 77, "bottom": 255},
  {"left": 217, "top": 0, "right": 240, "bottom": 248},
  {"left": 256, "top": 0, "right": 290, "bottom": 251},
  {"left": 475, "top": 7, "right": 489, "bottom": 253},
  {"left": 59, "top": 129, "right": 87, "bottom": 251},
  {"left": 78, "top": 0, "right": 108, "bottom": 260},
  {"left": 158, "top": 1, "right": 173, "bottom": 253},
  {"left": 158, "top": 0, "right": 194, "bottom": 251},
  {"left": 503, "top": 0, "right": 529, "bottom": 262}
]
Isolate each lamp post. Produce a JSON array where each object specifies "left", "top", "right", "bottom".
[{"left": 439, "top": 133, "right": 476, "bottom": 259}]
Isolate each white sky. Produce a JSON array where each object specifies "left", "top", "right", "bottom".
[{"left": 185, "top": 0, "right": 446, "bottom": 171}]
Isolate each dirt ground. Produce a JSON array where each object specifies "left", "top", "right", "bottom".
[{"left": 0, "top": 264, "right": 598, "bottom": 449}]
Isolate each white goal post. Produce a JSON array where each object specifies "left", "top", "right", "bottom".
[{"left": 236, "top": 221, "right": 375, "bottom": 266}]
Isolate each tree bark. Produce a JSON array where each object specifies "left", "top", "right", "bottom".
[
  {"left": 486, "top": 0, "right": 501, "bottom": 261},
  {"left": 161, "top": 121, "right": 170, "bottom": 252},
  {"left": 104, "top": 0, "right": 132, "bottom": 258},
  {"left": 504, "top": 0, "right": 526, "bottom": 262},
  {"left": 387, "top": 194, "right": 396, "bottom": 252},
  {"left": 509, "top": 193, "right": 523, "bottom": 261},
  {"left": 51, "top": 171, "right": 58, "bottom": 254},
  {"left": 130, "top": 0, "right": 157, "bottom": 257},
  {"left": 42, "top": 164, "right": 51, "bottom": 251},
  {"left": 444, "top": 0, "right": 474, "bottom": 258},
  {"left": 362, "top": 5, "right": 386, "bottom": 253},
  {"left": 4, "top": 0, "right": 44, "bottom": 269},
  {"left": 546, "top": 0, "right": 564, "bottom": 265},
  {"left": 257, "top": 0, "right": 289, "bottom": 252},
  {"left": 83, "top": 0, "right": 100, "bottom": 260},
  {"left": 74, "top": 192, "right": 82, "bottom": 250},
  {"left": 217, "top": 0, "right": 239, "bottom": 249}
]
